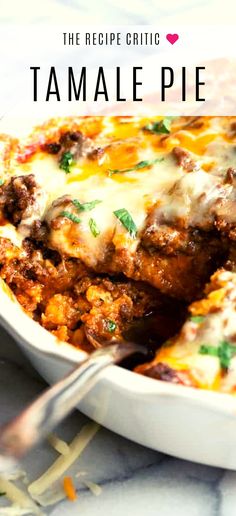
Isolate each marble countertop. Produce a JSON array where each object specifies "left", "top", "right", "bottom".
[{"left": 0, "top": 327, "right": 235, "bottom": 516}]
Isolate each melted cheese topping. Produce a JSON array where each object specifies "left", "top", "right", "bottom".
[
  {"left": 15, "top": 144, "right": 179, "bottom": 266},
  {"left": 4, "top": 116, "right": 236, "bottom": 266}
]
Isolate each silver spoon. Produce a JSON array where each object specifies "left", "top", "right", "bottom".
[{"left": 0, "top": 341, "right": 144, "bottom": 473}]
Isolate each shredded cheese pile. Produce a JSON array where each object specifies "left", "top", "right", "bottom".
[{"left": 0, "top": 422, "right": 101, "bottom": 515}]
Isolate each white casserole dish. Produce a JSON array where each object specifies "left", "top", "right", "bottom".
[
  {"left": 1, "top": 278, "right": 236, "bottom": 470},
  {"left": 1, "top": 109, "right": 236, "bottom": 470}
]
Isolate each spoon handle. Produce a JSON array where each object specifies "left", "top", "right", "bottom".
[{"left": 0, "top": 342, "right": 140, "bottom": 463}]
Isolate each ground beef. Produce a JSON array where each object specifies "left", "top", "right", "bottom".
[
  {"left": 134, "top": 244, "right": 225, "bottom": 301},
  {"left": 172, "top": 146, "right": 196, "bottom": 172},
  {"left": 136, "top": 361, "right": 194, "bottom": 386},
  {"left": 42, "top": 130, "right": 100, "bottom": 162},
  {"left": 182, "top": 116, "right": 205, "bottom": 130},
  {"left": 29, "top": 220, "right": 49, "bottom": 244},
  {"left": 229, "top": 121, "right": 236, "bottom": 137},
  {"left": 87, "top": 147, "right": 104, "bottom": 160},
  {"left": 142, "top": 223, "right": 204, "bottom": 255},
  {"left": 41, "top": 275, "right": 166, "bottom": 347},
  {"left": 59, "top": 131, "right": 95, "bottom": 159},
  {"left": 140, "top": 362, "right": 181, "bottom": 382},
  {"left": 0, "top": 237, "right": 181, "bottom": 350},
  {"left": 95, "top": 230, "right": 227, "bottom": 302},
  {"left": 0, "top": 175, "right": 37, "bottom": 225},
  {"left": 224, "top": 167, "right": 236, "bottom": 185}
]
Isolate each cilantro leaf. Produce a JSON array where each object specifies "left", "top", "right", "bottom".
[
  {"left": 108, "top": 157, "right": 163, "bottom": 176},
  {"left": 60, "top": 211, "right": 81, "bottom": 224},
  {"left": 144, "top": 117, "right": 174, "bottom": 135},
  {"left": 199, "top": 341, "right": 236, "bottom": 369},
  {"left": 59, "top": 151, "right": 74, "bottom": 173},
  {"left": 199, "top": 345, "right": 219, "bottom": 358},
  {"left": 89, "top": 217, "right": 100, "bottom": 237},
  {"left": 190, "top": 315, "right": 205, "bottom": 324},
  {"left": 106, "top": 320, "right": 117, "bottom": 332},
  {"left": 114, "top": 208, "right": 137, "bottom": 238},
  {"left": 73, "top": 199, "right": 102, "bottom": 212},
  {"left": 218, "top": 341, "right": 236, "bottom": 369}
]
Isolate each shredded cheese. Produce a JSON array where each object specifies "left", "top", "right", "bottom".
[
  {"left": 83, "top": 480, "right": 102, "bottom": 496},
  {"left": 5, "top": 471, "right": 29, "bottom": 485},
  {"left": 29, "top": 487, "right": 66, "bottom": 508},
  {"left": 0, "top": 476, "right": 43, "bottom": 515},
  {"left": 47, "top": 433, "right": 70, "bottom": 456},
  {"left": 28, "top": 422, "right": 100, "bottom": 497},
  {"left": 0, "top": 424, "right": 103, "bottom": 513},
  {"left": 75, "top": 471, "right": 88, "bottom": 478}
]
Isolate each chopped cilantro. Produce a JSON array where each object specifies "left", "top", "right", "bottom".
[
  {"left": 59, "top": 151, "right": 74, "bottom": 173},
  {"left": 60, "top": 211, "right": 81, "bottom": 224},
  {"left": 73, "top": 199, "right": 102, "bottom": 212},
  {"left": 199, "top": 345, "right": 219, "bottom": 358},
  {"left": 113, "top": 208, "right": 137, "bottom": 238},
  {"left": 108, "top": 157, "right": 163, "bottom": 176},
  {"left": 144, "top": 117, "right": 174, "bottom": 135},
  {"left": 106, "top": 320, "right": 117, "bottom": 332},
  {"left": 60, "top": 200, "right": 102, "bottom": 228},
  {"left": 199, "top": 340, "right": 236, "bottom": 369},
  {"left": 190, "top": 315, "right": 205, "bottom": 324},
  {"left": 89, "top": 217, "right": 100, "bottom": 237}
]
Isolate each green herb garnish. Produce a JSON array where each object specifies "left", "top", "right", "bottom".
[
  {"left": 144, "top": 117, "right": 174, "bottom": 135},
  {"left": 0, "top": 179, "right": 4, "bottom": 186},
  {"left": 60, "top": 200, "right": 102, "bottom": 228},
  {"left": 190, "top": 315, "right": 205, "bottom": 324},
  {"left": 73, "top": 199, "right": 102, "bottom": 212},
  {"left": 0, "top": 492, "right": 6, "bottom": 496},
  {"left": 199, "top": 340, "right": 236, "bottom": 369},
  {"left": 60, "top": 211, "right": 81, "bottom": 224},
  {"left": 59, "top": 151, "right": 74, "bottom": 173},
  {"left": 108, "top": 158, "right": 163, "bottom": 176},
  {"left": 89, "top": 217, "right": 100, "bottom": 237},
  {"left": 106, "top": 320, "right": 117, "bottom": 332},
  {"left": 199, "top": 345, "right": 219, "bottom": 358},
  {"left": 114, "top": 208, "right": 137, "bottom": 238}
]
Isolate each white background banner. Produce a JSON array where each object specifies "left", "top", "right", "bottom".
[{"left": 0, "top": 25, "right": 236, "bottom": 124}]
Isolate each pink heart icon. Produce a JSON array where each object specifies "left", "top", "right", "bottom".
[{"left": 166, "top": 33, "right": 179, "bottom": 45}]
